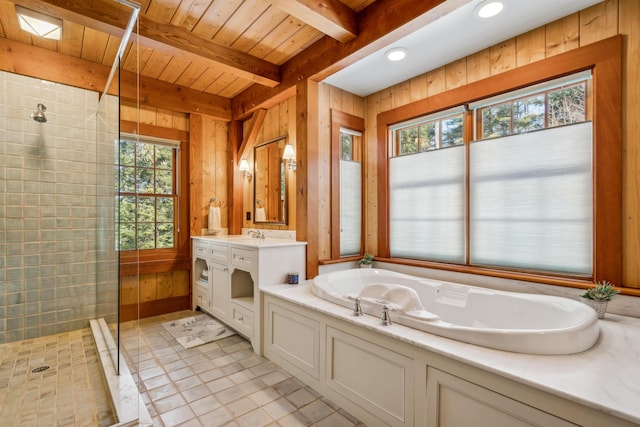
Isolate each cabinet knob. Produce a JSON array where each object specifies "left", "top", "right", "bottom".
[{"left": 238, "top": 316, "right": 244, "bottom": 321}]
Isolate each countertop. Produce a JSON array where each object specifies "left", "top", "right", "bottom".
[
  {"left": 263, "top": 282, "right": 640, "bottom": 425},
  {"left": 192, "top": 235, "right": 307, "bottom": 248}
]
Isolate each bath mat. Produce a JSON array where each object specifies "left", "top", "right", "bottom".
[{"left": 162, "top": 314, "right": 235, "bottom": 350}]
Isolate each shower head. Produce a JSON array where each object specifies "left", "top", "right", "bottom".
[{"left": 31, "top": 103, "right": 47, "bottom": 123}]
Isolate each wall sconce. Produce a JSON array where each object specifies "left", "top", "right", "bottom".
[
  {"left": 283, "top": 144, "right": 296, "bottom": 171},
  {"left": 16, "top": 6, "right": 62, "bottom": 40},
  {"left": 239, "top": 159, "right": 252, "bottom": 180}
]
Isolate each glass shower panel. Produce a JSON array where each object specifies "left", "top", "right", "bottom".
[{"left": 95, "top": 77, "right": 121, "bottom": 353}]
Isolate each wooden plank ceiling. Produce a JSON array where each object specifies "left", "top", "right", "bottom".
[
  {"left": 0, "top": 0, "right": 370, "bottom": 96},
  {"left": 0, "top": 0, "right": 461, "bottom": 119}
]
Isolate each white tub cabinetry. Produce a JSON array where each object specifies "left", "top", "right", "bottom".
[
  {"left": 326, "top": 327, "right": 415, "bottom": 426},
  {"left": 263, "top": 292, "right": 636, "bottom": 427},
  {"left": 426, "top": 368, "right": 576, "bottom": 427}
]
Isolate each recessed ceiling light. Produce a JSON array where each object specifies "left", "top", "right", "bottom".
[
  {"left": 16, "top": 6, "right": 62, "bottom": 40},
  {"left": 385, "top": 47, "right": 408, "bottom": 62},
  {"left": 475, "top": 1, "right": 505, "bottom": 19}
]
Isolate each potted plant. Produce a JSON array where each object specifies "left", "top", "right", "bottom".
[
  {"left": 359, "top": 254, "right": 374, "bottom": 268},
  {"left": 581, "top": 280, "right": 620, "bottom": 319}
]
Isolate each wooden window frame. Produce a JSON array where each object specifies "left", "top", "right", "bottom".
[
  {"left": 331, "top": 110, "right": 365, "bottom": 259},
  {"left": 119, "top": 121, "right": 191, "bottom": 275},
  {"left": 376, "top": 36, "right": 622, "bottom": 288}
]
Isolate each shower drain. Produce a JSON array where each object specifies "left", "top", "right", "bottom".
[{"left": 31, "top": 366, "right": 50, "bottom": 373}]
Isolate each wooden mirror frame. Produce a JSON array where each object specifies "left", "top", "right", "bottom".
[{"left": 253, "top": 136, "right": 288, "bottom": 225}]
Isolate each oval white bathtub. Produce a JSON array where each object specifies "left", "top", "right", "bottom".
[{"left": 312, "top": 269, "right": 599, "bottom": 354}]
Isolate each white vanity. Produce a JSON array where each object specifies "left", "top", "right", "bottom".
[{"left": 191, "top": 235, "right": 306, "bottom": 353}]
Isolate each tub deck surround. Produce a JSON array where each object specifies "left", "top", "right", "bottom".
[
  {"left": 312, "top": 268, "right": 599, "bottom": 354},
  {"left": 262, "top": 282, "right": 640, "bottom": 426}
]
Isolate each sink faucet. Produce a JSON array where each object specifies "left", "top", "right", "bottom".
[{"left": 248, "top": 230, "right": 266, "bottom": 239}]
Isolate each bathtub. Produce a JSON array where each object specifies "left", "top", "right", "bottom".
[{"left": 311, "top": 268, "right": 599, "bottom": 354}]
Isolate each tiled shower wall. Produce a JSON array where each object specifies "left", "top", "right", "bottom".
[{"left": 0, "top": 70, "right": 119, "bottom": 343}]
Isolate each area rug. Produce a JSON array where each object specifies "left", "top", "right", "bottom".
[{"left": 162, "top": 314, "right": 235, "bottom": 349}]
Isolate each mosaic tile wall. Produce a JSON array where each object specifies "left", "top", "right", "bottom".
[{"left": 0, "top": 70, "right": 119, "bottom": 343}]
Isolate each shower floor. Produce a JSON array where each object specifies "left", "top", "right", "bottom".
[{"left": 0, "top": 328, "right": 115, "bottom": 427}]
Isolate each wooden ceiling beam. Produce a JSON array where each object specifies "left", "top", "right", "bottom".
[
  {"left": 11, "top": 0, "right": 281, "bottom": 87},
  {"left": 237, "top": 109, "right": 267, "bottom": 161},
  {"left": 232, "top": 0, "right": 473, "bottom": 119},
  {"left": 271, "top": 0, "right": 357, "bottom": 43},
  {"left": 0, "top": 37, "right": 231, "bottom": 120}
]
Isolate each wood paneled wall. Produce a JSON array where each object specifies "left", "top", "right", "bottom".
[
  {"left": 317, "top": 84, "right": 366, "bottom": 260},
  {"left": 121, "top": 101, "right": 189, "bottom": 131},
  {"left": 189, "top": 114, "right": 229, "bottom": 236},
  {"left": 242, "top": 97, "right": 297, "bottom": 231},
  {"left": 359, "top": 0, "right": 640, "bottom": 288},
  {"left": 120, "top": 271, "right": 190, "bottom": 321}
]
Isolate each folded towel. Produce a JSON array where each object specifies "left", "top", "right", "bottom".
[
  {"left": 208, "top": 206, "right": 221, "bottom": 234},
  {"left": 255, "top": 207, "right": 267, "bottom": 222}
]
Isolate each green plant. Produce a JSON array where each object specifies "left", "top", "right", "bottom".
[
  {"left": 360, "top": 254, "right": 374, "bottom": 265},
  {"left": 581, "top": 281, "right": 620, "bottom": 301}
]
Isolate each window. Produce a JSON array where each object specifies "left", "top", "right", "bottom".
[
  {"left": 118, "top": 135, "right": 180, "bottom": 251},
  {"left": 387, "top": 72, "right": 593, "bottom": 276},
  {"left": 331, "top": 110, "right": 365, "bottom": 259},
  {"left": 389, "top": 107, "right": 466, "bottom": 263},
  {"left": 339, "top": 128, "right": 363, "bottom": 256},
  {"left": 377, "top": 37, "right": 622, "bottom": 286},
  {"left": 479, "top": 79, "right": 587, "bottom": 139},
  {"left": 394, "top": 110, "right": 464, "bottom": 155}
]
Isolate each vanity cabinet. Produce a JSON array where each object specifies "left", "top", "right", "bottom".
[
  {"left": 209, "top": 262, "right": 229, "bottom": 320},
  {"left": 192, "top": 236, "right": 306, "bottom": 354}
]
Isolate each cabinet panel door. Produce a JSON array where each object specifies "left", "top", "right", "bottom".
[
  {"left": 426, "top": 368, "right": 577, "bottom": 427},
  {"left": 267, "top": 301, "right": 321, "bottom": 380},
  {"left": 210, "top": 262, "right": 229, "bottom": 321},
  {"left": 327, "top": 327, "right": 414, "bottom": 427}
]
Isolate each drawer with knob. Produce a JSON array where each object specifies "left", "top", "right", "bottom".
[{"left": 230, "top": 302, "right": 253, "bottom": 337}]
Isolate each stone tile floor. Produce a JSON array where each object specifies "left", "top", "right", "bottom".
[
  {"left": 120, "top": 310, "right": 366, "bottom": 427},
  {"left": 0, "top": 328, "right": 115, "bottom": 427}
]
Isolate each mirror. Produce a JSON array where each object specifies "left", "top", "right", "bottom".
[{"left": 254, "top": 136, "right": 287, "bottom": 224}]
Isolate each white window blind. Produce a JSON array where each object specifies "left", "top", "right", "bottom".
[
  {"left": 340, "top": 160, "right": 362, "bottom": 256},
  {"left": 389, "top": 145, "right": 465, "bottom": 263},
  {"left": 469, "top": 122, "right": 592, "bottom": 274}
]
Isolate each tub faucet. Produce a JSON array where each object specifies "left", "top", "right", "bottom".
[
  {"left": 353, "top": 298, "right": 363, "bottom": 316},
  {"left": 380, "top": 305, "right": 392, "bottom": 326}
]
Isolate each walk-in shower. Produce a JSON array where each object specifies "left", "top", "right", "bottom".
[{"left": 0, "top": 0, "right": 142, "bottom": 425}]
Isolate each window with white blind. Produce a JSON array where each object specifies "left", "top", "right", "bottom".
[
  {"left": 388, "top": 71, "right": 593, "bottom": 276},
  {"left": 469, "top": 122, "right": 592, "bottom": 274},
  {"left": 331, "top": 110, "right": 365, "bottom": 259},
  {"left": 389, "top": 107, "right": 466, "bottom": 263},
  {"left": 340, "top": 128, "right": 362, "bottom": 257}
]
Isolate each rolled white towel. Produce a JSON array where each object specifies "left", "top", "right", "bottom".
[{"left": 208, "top": 206, "right": 221, "bottom": 234}]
